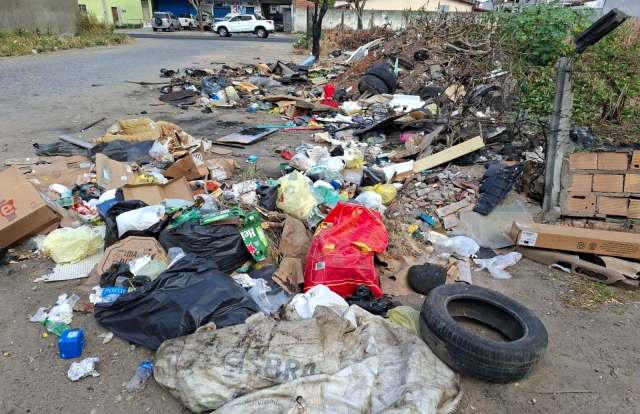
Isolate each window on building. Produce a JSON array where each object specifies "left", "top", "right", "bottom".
[{"left": 78, "top": 4, "right": 87, "bottom": 11}]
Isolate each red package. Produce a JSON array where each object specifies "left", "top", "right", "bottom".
[{"left": 304, "top": 202, "right": 388, "bottom": 297}]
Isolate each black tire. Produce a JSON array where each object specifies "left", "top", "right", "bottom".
[
  {"left": 177, "top": 24, "right": 182, "bottom": 31},
  {"left": 188, "top": 23, "right": 193, "bottom": 30},
  {"left": 365, "top": 64, "right": 397, "bottom": 93},
  {"left": 256, "top": 28, "right": 267, "bottom": 38},
  {"left": 152, "top": 28, "right": 158, "bottom": 32},
  {"left": 358, "top": 74, "right": 389, "bottom": 96},
  {"left": 154, "top": 18, "right": 162, "bottom": 26},
  {"left": 420, "top": 284, "right": 548, "bottom": 383},
  {"left": 218, "top": 27, "right": 228, "bottom": 37},
  {"left": 168, "top": 24, "right": 174, "bottom": 32},
  {"left": 420, "top": 86, "right": 445, "bottom": 100}
]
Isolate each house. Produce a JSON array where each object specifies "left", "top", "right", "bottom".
[
  {"left": 80, "top": 0, "right": 152, "bottom": 27},
  {"left": 348, "top": 0, "right": 476, "bottom": 13}
]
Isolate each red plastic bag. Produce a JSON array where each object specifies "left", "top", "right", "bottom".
[{"left": 304, "top": 202, "right": 388, "bottom": 298}]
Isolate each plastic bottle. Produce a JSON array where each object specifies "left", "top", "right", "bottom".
[
  {"left": 126, "top": 361, "right": 153, "bottom": 392},
  {"left": 245, "top": 103, "right": 259, "bottom": 113}
]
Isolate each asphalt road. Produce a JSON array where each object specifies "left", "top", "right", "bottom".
[
  {"left": 0, "top": 35, "right": 300, "bottom": 160},
  {"left": 127, "top": 31, "right": 295, "bottom": 43}
]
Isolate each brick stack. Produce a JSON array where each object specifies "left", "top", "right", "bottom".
[{"left": 565, "top": 151, "right": 640, "bottom": 219}]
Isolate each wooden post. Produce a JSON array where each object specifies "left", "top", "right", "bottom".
[{"left": 543, "top": 56, "right": 574, "bottom": 215}]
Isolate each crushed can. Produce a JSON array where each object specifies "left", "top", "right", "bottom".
[{"left": 239, "top": 211, "right": 269, "bottom": 262}]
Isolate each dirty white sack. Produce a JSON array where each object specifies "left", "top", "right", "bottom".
[{"left": 154, "top": 305, "right": 461, "bottom": 414}]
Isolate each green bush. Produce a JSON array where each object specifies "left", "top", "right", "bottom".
[{"left": 76, "top": 10, "right": 114, "bottom": 36}]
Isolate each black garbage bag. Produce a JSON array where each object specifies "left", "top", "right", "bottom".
[
  {"left": 100, "top": 263, "right": 134, "bottom": 288},
  {"left": 34, "top": 142, "right": 89, "bottom": 157},
  {"left": 159, "top": 222, "right": 251, "bottom": 274},
  {"left": 247, "top": 265, "right": 280, "bottom": 291},
  {"left": 257, "top": 185, "right": 280, "bottom": 211},
  {"left": 202, "top": 76, "right": 228, "bottom": 96},
  {"left": 90, "top": 139, "right": 155, "bottom": 164},
  {"left": 72, "top": 183, "right": 107, "bottom": 201},
  {"left": 345, "top": 285, "right": 400, "bottom": 316},
  {"left": 361, "top": 167, "right": 386, "bottom": 187},
  {"left": 94, "top": 253, "right": 260, "bottom": 349}
]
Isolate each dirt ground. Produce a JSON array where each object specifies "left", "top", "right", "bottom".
[{"left": 1, "top": 40, "right": 640, "bottom": 414}]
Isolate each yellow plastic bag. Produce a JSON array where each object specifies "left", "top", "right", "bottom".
[
  {"left": 133, "top": 174, "right": 161, "bottom": 185},
  {"left": 387, "top": 306, "right": 421, "bottom": 336},
  {"left": 344, "top": 148, "right": 365, "bottom": 168},
  {"left": 276, "top": 170, "right": 317, "bottom": 220},
  {"left": 361, "top": 183, "right": 397, "bottom": 204},
  {"left": 43, "top": 227, "right": 104, "bottom": 264}
]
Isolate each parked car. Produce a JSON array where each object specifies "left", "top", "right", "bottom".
[
  {"left": 178, "top": 14, "right": 196, "bottom": 30},
  {"left": 213, "top": 14, "right": 275, "bottom": 38},
  {"left": 152, "top": 12, "right": 181, "bottom": 32}
]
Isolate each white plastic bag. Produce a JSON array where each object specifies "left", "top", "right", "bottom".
[
  {"left": 474, "top": 252, "right": 523, "bottom": 279},
  {"left": 149, "top": 140, "right": 170, "bottom": 158},
  {"left": 290, "top": 285, "right": 348, "bottom": 318},
  {"left": 43, "top": 227, "right": 104, "bottom": 264},
  {"left": 247, "top": 279, "right": 289, "bottom": 316},
  {"left": 354, "top": 192, "right": 386, "bottom": 214},
  {"left": 434, "top": 236, "right": 479, "bottom": 259},
  {"left": 116, "top": 205, "right": 165, "bottom": 237},
  {"left": 318, "top": 154, "right": 347, "bottom": 172}
]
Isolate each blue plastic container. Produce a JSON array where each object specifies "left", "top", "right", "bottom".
[{"left": 58, "top": 329, "right": 86, "bottom": 359}]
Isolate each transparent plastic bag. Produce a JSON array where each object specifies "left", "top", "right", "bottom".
[
  {"left": 387, "top": 306, "right": 421, "bottom": 336},
  {"left": 276, "top": 170, "right": 317, "bottom": 220},
  {"left": 289, "top": 153, "right": 315, "bottom": 172},
  {"left": 473, "top": 252, "right": 523, "bottom": 279},
  {"left": 361, "top": 183, "right": 397, "bottom": 204},
  {"left": 116, "top": 205, "right": 165, "bottom": 238},
  {"left": 43, "top": 228, "right": 104, "bottom": 264},
  {"left": 247, "top": 279, "right": 289, "bottom": 316},
  {"left": 434, "top": 236, "right": 479, "bottom": 259}
]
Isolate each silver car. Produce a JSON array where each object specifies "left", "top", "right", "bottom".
[{"left": 152, "top": 12, "right": 181, "bottom": 32}]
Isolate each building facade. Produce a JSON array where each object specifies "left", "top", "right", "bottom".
[{"left": 80, "top": 0, "right": 151, "bottom": 26}]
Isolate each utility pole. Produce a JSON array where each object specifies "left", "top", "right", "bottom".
[{"left": 543, "top": 57, "right": 574, "bottom": 217}]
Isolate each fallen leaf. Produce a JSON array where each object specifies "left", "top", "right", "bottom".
[{"left": 116, "top": 394, "right": 122, "bottom": 403}]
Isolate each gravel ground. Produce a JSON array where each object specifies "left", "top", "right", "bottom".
[{"left": 1, "top": 35, "right": 639, "bottom": 414}]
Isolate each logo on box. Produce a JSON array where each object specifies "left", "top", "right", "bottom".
[{"left": 0, "top": 199, "right": 17, "bottom": 222}]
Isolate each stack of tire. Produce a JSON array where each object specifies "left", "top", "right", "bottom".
[{"left": 358, "top": 63, "right": 397, "bottom": 96}]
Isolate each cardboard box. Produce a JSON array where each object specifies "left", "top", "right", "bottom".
[
  {"left": 95, "top": 154, "right": 140, "bottom": 190},
  {"left": 507, "top": 221, "right": 640, "bottom": 259},
  {"left": 96, "top": 236, "right": 168, "bottom": 276},
  {"left": 163, "top": 147, "right": 209, "bottom": 181},
  {"left": 206, "top": 158, "right": 240, "bottom": 181},
  {"left": 0, "top": 167, "right": 63, "bottom": 248},
  {"left": 121, "top": 177, "right": 193, "bottom": 206}
]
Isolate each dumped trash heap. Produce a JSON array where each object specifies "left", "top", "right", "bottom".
[{"left": 4, "top": 13, "right": 640, "bottom": 414}]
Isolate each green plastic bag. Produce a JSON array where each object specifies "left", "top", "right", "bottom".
[
  {"left": 43, "top": 227, "right": 104, "bottom": 264},
  {"left": 387, "top": 306, "right": 421, "bottom": 336}
]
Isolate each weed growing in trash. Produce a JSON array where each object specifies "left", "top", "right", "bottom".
[
  {"left": 0, "top": 11, "right": 131, "bottom": 57},
  {"left": 562, "top": 278, "right": 617, "bottom": 311}
]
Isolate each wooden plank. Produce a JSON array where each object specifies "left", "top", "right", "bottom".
[
  {"left": 598, "top": 196, "right": 628, "bottom": 216},
  {"left": 624, "top": 174, "right": 640, "bottom": 193},
  {"left": 413, "top": 136, "right": 484, "bottom": 173},
  {"left": 598, "top": 152, "right": 628, "bottom": 170},
  {"left": 569, "top": 153, "right": 597, "bottom": 170},
  {"left": 593, "top": 174, "right": 623, "bottom": 193},
  {"left": 628, "top": 200, "right": 640, "bottom": 219},
  {"left": 631, "top": 151, "right": 640, "bottom": 170},
  {"left": 567, "top": 174, "right": 592, "bottom": 192},
  {"left": 435, "top": 198, "right": 471, "bottom": 218},
  {"left": 30, "top": 163, "right": 69, "bottom": 172},
  {"left": 59, "top": 135, "right": 94, "bottom": 149},
  {"left": 39, "top": 155, "right": 90, "bottom": 164},
  {"left": 567, "top": 193, "right": 596, "bottom": 213},
  {"left": 4, "top": 157, "right": 40, "bottom": 166}
]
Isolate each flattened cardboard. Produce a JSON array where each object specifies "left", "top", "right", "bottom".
[
  {"left": 95, "top": 154, "right": 140, "bottom": 190},
  {"left": 122, "top": 177, "right": 193, "bottom": 206},
  {"left": 96, "top": 236, "right": 168, "bottom": 276},
  {"left": 164, "top": 151, "right": 208, "bottom": 181},
  {"left": 0, "top": 167, "right": 62, "bottom": 248},
  {"left": 507, "top": 221, "right": 640, "bottom": 259}
]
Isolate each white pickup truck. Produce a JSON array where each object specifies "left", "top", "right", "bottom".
[
  {"left": 213, "top": 14, "right": 275, "bottom": 38},
  {"left": 178, "top": 14, "right": 196, "bottom": 30}
]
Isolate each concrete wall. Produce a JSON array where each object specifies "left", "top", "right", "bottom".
[
  {"left": 0, "top": 0, "right": 79, "bottom": 35},
  {"left": 293, "top": 7, "right": 476, "bottom": 32},
  {"left": 83, "top": 0, "right": 146, "bottom": 26},
  {"left": 364, "top": 0, "right": 473, "bottom": 12}
]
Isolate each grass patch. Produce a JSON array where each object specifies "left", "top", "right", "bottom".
[
  {"left": 0, "top": 11, "right": 131, "bottom": 57},
  {"left": 562, "top": 278, "right": 618, "bottom": 311}
]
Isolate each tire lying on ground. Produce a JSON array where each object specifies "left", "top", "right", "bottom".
[
  {"left": 365, "top": 63, "right": 397, "bottom": 93},
  {"left": 420, "top": 284, "right": 548, "bottom": 383},
  {"left": 358, "top": 74, "right": 389, "bottom": 95}
]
